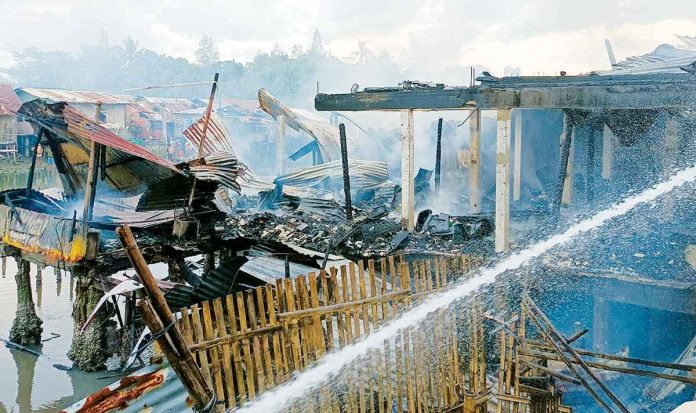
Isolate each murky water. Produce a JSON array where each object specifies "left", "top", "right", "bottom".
[{"left": 0, "top": 260, "right": 109, "bottom": 412}]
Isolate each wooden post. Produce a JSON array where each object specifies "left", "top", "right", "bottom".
[
  {"left": 513, "top": 110, "right": 522, "bottom": 201},
  {"left": 561, "top": 126, "right": 574, "bottom": 206},
  {"left": 495, "top": 109, "right": 511, "bottom": 252},
  {"left": 25, "top": 129, "right": 43, "bottom": 198},
  {"left": 601, "top": 124, "right": 613, "bottom": 180},
  {"left": 115, "top": 225, "right": 218, "bottom": 411},
  {"left": 552, "top": 113, "right": 573, "bottom": 222},
  {"left": 277, "top": 115, "right": 287, "bottom": 175},
  {"left": 83, "top": 102, "right": 102, "bottom": 224},
  {"left": 469, "top": 108, "right": 481, "bottom": 213},
  {"left": 187, "top": 73, "right": 219, "bottom": 210},
  {"left": 339, "top": 123, "right": 353, "bottom": 220},
  {"left": 434, "top": 117, "right": 443, "bottom": 192},
  {"left": 401, "top": 109, "right": 415, "bottom": 231}
]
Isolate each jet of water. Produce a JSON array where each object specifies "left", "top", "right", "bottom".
[{"left": 238, "top": 165, "right": 696, "bottom": 413}]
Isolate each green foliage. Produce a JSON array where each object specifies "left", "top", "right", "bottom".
[{"left": 8, "top": 31, "right": 402, "bottom": 105}]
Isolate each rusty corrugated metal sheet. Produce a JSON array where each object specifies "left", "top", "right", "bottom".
[
  {"left": 0, "top": 84, "right": 21, "bottom": 116},
  {"left": 19, "top": 88, "right": 134, "bottom": 105},
  {"left": 19, "top": 101, "right": 184, "bottom": 197},
  {"left": 64, "top": 105, "right": 179, "bottom": 171},
  {"left": 182, "top": 113, "right": 235, "bottom": 156},
  {"left": 61, "top": 365, "right": 190, "bottom": 413},
  {"left": 0, "top": 203, "right": 87, "bottom": 264}
]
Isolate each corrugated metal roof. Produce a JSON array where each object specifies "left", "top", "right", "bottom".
[
  {"left": 18, "top": 88, "right": 134, "bottom": 105},
  {"left": 0, "top": 84, "right": 21, "bottom": 116},
  {"left": 19, "top": 100, "right": 184, "bottom": 197},
  {"left": 274, "top": 159, "right": 389, "bottom": 190},
  {"left": 602, "top": 35, "right": 696, "bottom": 75},
  {"left": 258, "top": 88, "right": 343, "bottom": 161},
  {"left": 136, "top": 96, "right": 199, "bottom": 116}
]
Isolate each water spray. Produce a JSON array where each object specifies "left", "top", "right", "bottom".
[{"left": 238, "top": 165, "right": 696, "bottom": 413}]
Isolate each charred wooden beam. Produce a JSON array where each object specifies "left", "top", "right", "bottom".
[{"left": 315, "top": 73, "right": 696, "bottom": 111}]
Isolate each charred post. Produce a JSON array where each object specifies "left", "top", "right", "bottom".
[
  {"left": 435, "top": 117, "right": 443, "bottom": 192},
  {"left": 68, "top": 266, "right": 109, "bottom": 371},
  {"left": 339, "top": 123, "right": 353, "bottom": 220}
]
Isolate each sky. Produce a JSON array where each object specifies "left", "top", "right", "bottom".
[{"left": 0, "top": 0, "right": 695, "bottom": 81}]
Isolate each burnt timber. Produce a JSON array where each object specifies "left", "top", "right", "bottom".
[{"left": 315, "top": 72, "right": 696, "bottom": 111}]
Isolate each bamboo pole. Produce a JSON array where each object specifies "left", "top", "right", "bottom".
[
  {"left": 116, "top": 225, "right": 218, "bottom": 411},
  {"left": 187, "top": 73, "right": 219, "bottom": 210},
  {"left": 138, "top": 300, "right": 222, "bottom": 412},
  {"left": 83, "top": 102, "right": 102, "bottom": 224}
]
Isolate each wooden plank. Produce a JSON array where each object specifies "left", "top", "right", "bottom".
[
  {"left": 319, "top": 270, "right": 334, "bottom": 351},
  {"left": 349, "top": 263, "right": 361, "bottom": 339},
  {"left": 213, "top": 298, "right": 236, "bottom": 407},
  {"left": 295, "top": 275, "right": 311, "bottom": 363},
  {"left": 226, "top": 294, "right": 246, "bottom": 403},
  {"left": 368, "top": 259, "right": 380, "bottom": 329},
  {"left": 265, "top": 284, "right": 285, "bottom": 384},
  {"left": 380, "top": 257, "right": 390, "bottom": 321},
  {"left": 309, "top": 273, "right": 325, "bottom": 358},
  {"left": 201, "top": 301, "right": 225, "bottom": 402},
  {"left": 513, "top": 110, "right": 522, "bottom": 201},
  {"left": 236, "top": 292, "right": 255, "bottom": 399},
  {"left": 340, "top": 265, "right": 354, "bottom": 344},
  {"left": 401, "top": 109, "right": 415, "bottom": 230},
  {"left": 284, "top": 278, "right": 302, "bottom": 371},
  {"left": 255, "top": 287, "right": 275, "bottom": 388},
  {"left": 190, "top": 304, "right": 213, "bottom": 387},
  {"left": 495, "top": 109, "right": 511, "bottom": 252},
  {"left": 245, "top": 291, "right": 266, "bottom": 393},
  {"left": 315, "top": 74, "right": 696, "bottom": 111},
  {"left": 357, "top": 261, "right": 370, "bottom": 336},
  {"left": 330, "top": 266, "right": 346, "bottom": 347}
]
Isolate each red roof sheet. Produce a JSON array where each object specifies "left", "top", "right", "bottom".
[{"left": 0, "top": 84, "right": 21, "bottom": 116}]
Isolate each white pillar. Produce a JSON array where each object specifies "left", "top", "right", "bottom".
[
  {"left": 277, "top": 115, "right": 287, "bottom": 175},
  {"left": 495, "top": 109, "right": 511, "bottom": 252},
  {"left": 401, "top": 109, "right": 415, "bottom": 231},
  {"left": 513, "top": 110, "right": 523, "bottom": 201},
  {"left": 469, "top": 109, "right": 481, "bottom": 213},
  {"left": 601, "top": 124, "right": 613, "bottom": 180}
]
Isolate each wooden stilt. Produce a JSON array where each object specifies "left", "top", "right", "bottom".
[
  {"left": 469, "top": 109, "right": 481, "bottom": 213},
  {"left": 401, "top": 109, "right": 415, "bottom": 231},
  {"left": 561, "top": 127, "right": 575, "bottom": 205},
  {"left": 83, "top": 102, "right": 102, "bottom": 224},
  {"left": 495, "top": 109, "right": 511, "bottom": 252},
  {"left": 513, "top": 110, "right": 522, "bottom": 201},
  {"left": 552, "top": 113, "right": 573, "bottom": 222}
]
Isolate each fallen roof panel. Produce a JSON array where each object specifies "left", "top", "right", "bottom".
[{"left": 18, "top": 87, "right": 134, "bottom": 105}]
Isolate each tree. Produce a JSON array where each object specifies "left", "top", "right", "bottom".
[
  {"left": 195, "top": 35, "right": 220, "bottom": 67},
  {"left": 309, "top": 29, "right": 325, "bottom": 55}
]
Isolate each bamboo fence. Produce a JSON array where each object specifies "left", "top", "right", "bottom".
[{"left": 174, "top": 254, "right": 487, "bottom": 411}]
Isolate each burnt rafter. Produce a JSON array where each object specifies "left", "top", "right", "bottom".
[{"left": 315, "top": 72, "right": 696, "bottom": 111}]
